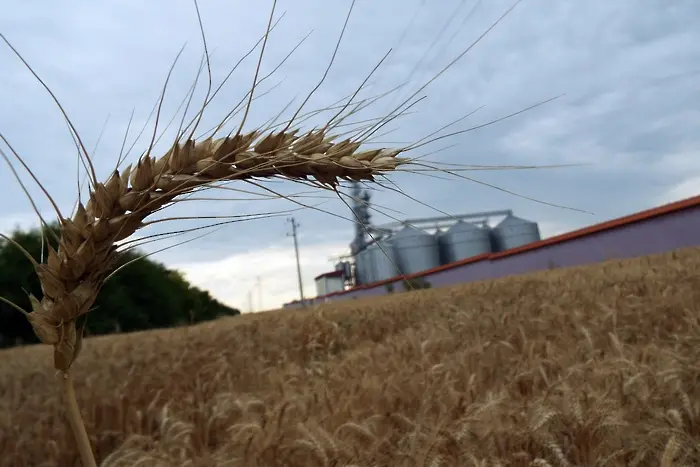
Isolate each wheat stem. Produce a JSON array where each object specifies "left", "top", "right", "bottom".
[{"left": 60, "top": 371, "right": 96, "bottom": 467}]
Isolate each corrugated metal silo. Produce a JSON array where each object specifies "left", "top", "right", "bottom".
[
  {"left": 490, "top": 214, "right": 541, "bottom": 251},
  {"left": 436, "top": 229, "right": 449, "bottom": 265},
  {"left": 393, "top": 225, "right": 441, "bottom": 275},
  {"left": 365, "top": 236, "right": 400, "bottom": 282},
  {"left": 439, "top": 221, "right": 492, "bottom": 263},
  {"left": 354, "top": 249, "right": 369, "bottom": 285}
]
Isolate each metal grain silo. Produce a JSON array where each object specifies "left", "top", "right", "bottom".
[
  {"left": 490, "top": 214, "right": 541, "bottom": 251},
  {"left": 365, "top": 236, "right": 400, "bottom": 282},
  {"left": 354, "top": 248, "right": 370, "bottom": 285},
  {"left": 393, "top": 225, "right": 440, "bottom": 275},
  {"left": 439, "top": 221, "right": 492, "bottom": 263},
  {"left": 436, "top": 229, "right": 449, "bottom": 265}
]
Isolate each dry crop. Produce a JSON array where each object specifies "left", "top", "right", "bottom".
[{"left": 1, "top": 247, "right": 699, "bottom": 466}]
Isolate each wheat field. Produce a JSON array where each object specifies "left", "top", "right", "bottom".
[{"left": 1, "top": 246, "right": 699, "bottom": 466}]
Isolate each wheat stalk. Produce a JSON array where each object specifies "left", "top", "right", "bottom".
[
  {"left": 0, "top": 18, "right": 410, "bottom": 466},
  {"left": 0, "top": 17, "right": 403, "bottom": 467}
]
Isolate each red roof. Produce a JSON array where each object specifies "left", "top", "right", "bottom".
[{"left": 314, "top": 270, "right": 344, "bottom": 281}]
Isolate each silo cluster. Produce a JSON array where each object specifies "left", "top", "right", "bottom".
[{"left": 352, "top": 214, "right": 541, "bottom": 285}]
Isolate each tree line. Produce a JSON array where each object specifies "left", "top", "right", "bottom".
[{"left": 0, "top": 223, "right": 239, "bottom": 348}]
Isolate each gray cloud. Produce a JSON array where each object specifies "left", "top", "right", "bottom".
[{"left": 1, "top": 0, "right": 699, "bottom": 307}]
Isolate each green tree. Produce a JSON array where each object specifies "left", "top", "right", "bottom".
[{"left": 0, "top": 223, "right": 239, "bottom": 347}]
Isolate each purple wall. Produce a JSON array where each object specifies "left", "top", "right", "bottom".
[
  {"left": 489, "top": 206, "right": 700, "bottom": 278},
  {"left": 284, "top": 204, "right": 700, "bottom": 308}
]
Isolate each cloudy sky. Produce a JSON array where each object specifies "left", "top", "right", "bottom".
[{"left": 1, "top": 0, "right": 699, "bottom": 311}]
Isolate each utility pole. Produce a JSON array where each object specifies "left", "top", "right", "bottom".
[{"left": 287, "top": 217, "right": 305, "bottom": 304}]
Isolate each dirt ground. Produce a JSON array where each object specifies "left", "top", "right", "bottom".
[{"left": 1, "top": 247, "right": 699, "bottom": 466}]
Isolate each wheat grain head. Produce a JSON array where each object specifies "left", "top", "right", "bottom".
[{"left": 23, "top": 130, "right": 406, "bottom": 373}]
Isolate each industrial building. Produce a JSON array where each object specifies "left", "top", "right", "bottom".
[
  {"left": 293, "top": 186, "right": 700, "bottom": 309},
  {"left": 313, "top": 182, "right": 542, "bottom": 297}
]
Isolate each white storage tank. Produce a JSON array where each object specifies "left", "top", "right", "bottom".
[
  {"left": 393, "top": 225, "right": 441, "bottom": 275},
  {"left": 439, "top": 221, "right": 492, "bottom": 263},
  {"left": 490, "top": 214, "right": 541, "bottom": 251}
]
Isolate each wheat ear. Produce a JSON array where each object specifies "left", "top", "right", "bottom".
[{"left": 27, "top": 131, "right": 405, "bottom": 371}]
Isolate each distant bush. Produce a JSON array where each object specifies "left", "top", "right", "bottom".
[{"left": 0, "top": 223, "right": 239, "bottom": 347}]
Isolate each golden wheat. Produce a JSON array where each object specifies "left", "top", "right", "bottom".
[{"left": 2, "top": 247, "right": 700, "bottom": 466}]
